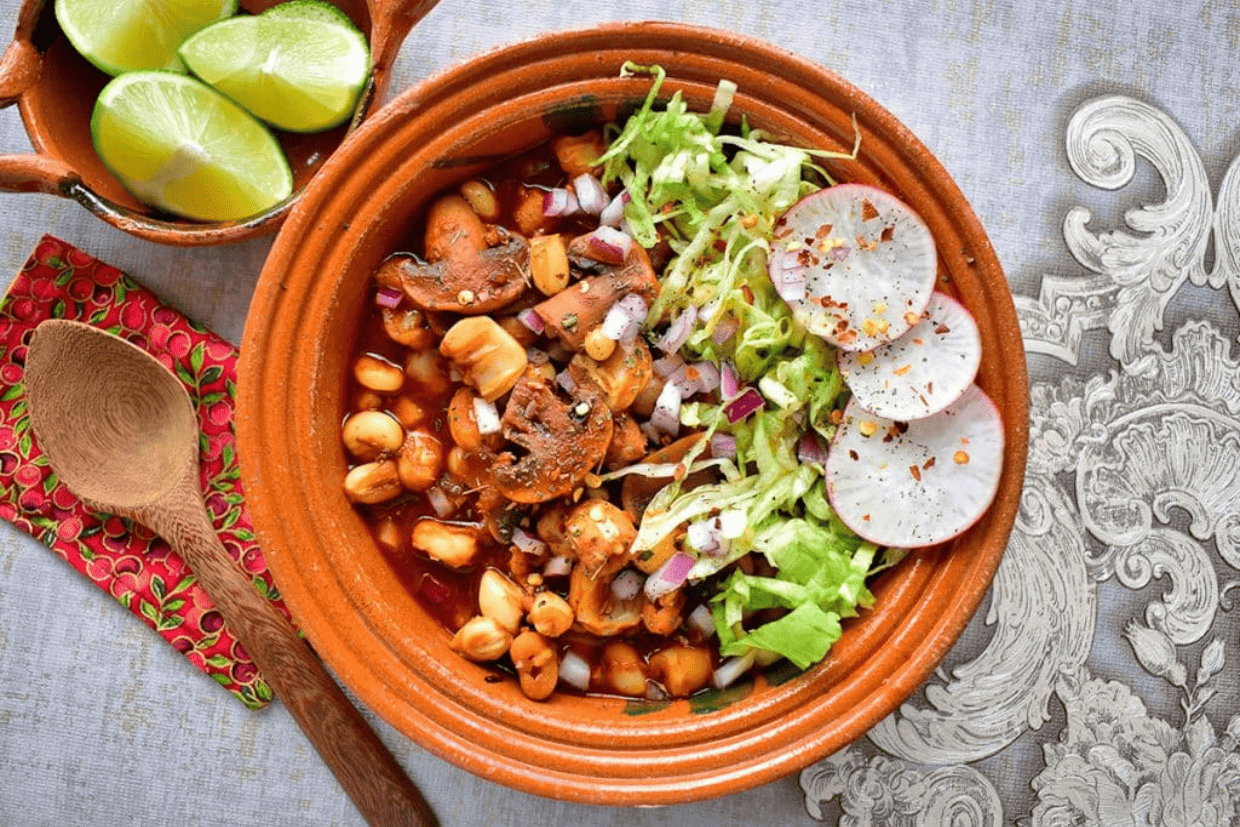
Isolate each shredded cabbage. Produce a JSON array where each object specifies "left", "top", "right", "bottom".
[{"left": 599, "top": 64, "right": 885, "bottom": 669}]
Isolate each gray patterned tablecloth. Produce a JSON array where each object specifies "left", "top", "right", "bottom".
[{"left": 3, "top": 1, "right": 1238, "bottom": 824}]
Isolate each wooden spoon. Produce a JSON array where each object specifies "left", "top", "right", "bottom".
[{"left": 23, "top": 319, "right": 436, "bottom": 827}]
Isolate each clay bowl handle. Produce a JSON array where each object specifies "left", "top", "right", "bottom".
[
  {"left": 0, "top": 5, "right": 80, "bottom": 195},
  {"left": 367, "top": 0, "right": 439, "bottom": 80}
]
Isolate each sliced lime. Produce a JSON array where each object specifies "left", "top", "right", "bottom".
[
  {"left": 91, "top": 71, "right": 294, "bottom": 222},
  {"left": 178, "top": 13, "right": 370, "bottom": 133},
  {"left": 54, "top": 0, "right": 238, "bottom": 76},
  {"left": 262, "top": 0, "right": 358, "bottom": 28}
]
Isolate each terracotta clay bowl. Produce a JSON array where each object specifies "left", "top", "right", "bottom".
[
  {"left": 0, "top": 0, "right": 438, "bottom": 245},
  {"left": 237, "top": 21, "right": 1029, "bottom": 804}
]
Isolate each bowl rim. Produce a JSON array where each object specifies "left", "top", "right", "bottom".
[{"left": 237, "top": 19, "right": 1029, "bottom": 805}]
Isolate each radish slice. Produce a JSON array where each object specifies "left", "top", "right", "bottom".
[
  {"left": 768, "top": 183, "right": 937, "bottom": 351},
  {"left": 826, "top": 385, "right": 1003, "bottom": 548},
  {"left": 838, "top": 292, "right": 982, "bottom": 420}
]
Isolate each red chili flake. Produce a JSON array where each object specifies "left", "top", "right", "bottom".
[
  {"left": 909, "top": 464, "right": 922, "bottom": 481},
  {"left": 880, "top": 225, "right": 895, "bottom": 243},
  {"left": 861, "top": 199, "right": 879, "bottom": 221}
]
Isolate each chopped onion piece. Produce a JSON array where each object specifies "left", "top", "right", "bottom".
[
  {"left": 559, "top": 650, "right": 591, "bottom": 691},
  {"left": 724, "top": 387, "right": 765, "bottom": 422},
  {"left": 709, "top": 432, "right": 737, "bottom": 458},
  {"left": 599, "top": 189, "right": 631, "bottom": 227},
  {"left": 543, "top": 187, "right": 579, "bottom": 217},
  {"left": 426, "top": 486, "right": 456, "bottom": 517},
  {"left": 645, "top": 551, "right": 696, "bottom": 600},
  {"left": 687, "top": 604, "right": 716, "bottom": 639},
  {"left": 511, "top": 527, "right": 548, "bottom": 557},
  {"left": 612, "top": 569, "right": 644, "bottom": 601},
  {"left": 712, "top": 652, "right": 756, "bottom": 690},
  {"left": 796, "top": 430, "right": 829, "bottom": 466},
  {"left": 685, "top": 518, "right": 721, "bottom": 556},
  {"left": 556, "top": 368, "right": 577, "bottom": 395},
  {"left": 653, "top": 352, "right": 685, "bottom": 379},
  {"left": 649, "top": 381, "right": 682, "bottom": 437},
  {"left": 720, "top": 361, "right": 741, "bottom": 399},
  {"left": 543, "top": 554, "right": 573, "bottom": 577},
  {"left": 375, "top": 285, "right": 403, "bottom": 309},
  {"left": 654, "top": 304, "right": 698, "bottom": 354},
  {"left": 601, "top": 293, "right": 647, "bottom": 344},
  {"left": 584, "top": 226, "right": 632, "bottom": 264},
  {"left": 472, "top": 396, "right": 501, "bottom": 435},
  {"left": 711, "top": 315, "right": 739, "bottom": 345},
  {"left": 573, "top": 173, "right": 609, "bottom": 215},
  {"left": 691, "top": 361, "right": 720, "bottom": 394},
  {"left": 517, "top": 307, "right": 545, "bottom": 334}
]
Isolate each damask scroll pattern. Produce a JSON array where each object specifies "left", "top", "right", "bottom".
[{"left": 801, "top": 95, "right": 1240, "bottom": 823}]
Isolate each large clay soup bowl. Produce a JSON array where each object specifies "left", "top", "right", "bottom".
[{"left": 237, "top": 21, "right": 1029, "bottom": 805}]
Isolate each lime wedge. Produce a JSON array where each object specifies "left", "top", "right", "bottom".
[
  {"left": 54, "top": 0, "right": 238, "bottom": 76},
  {"left": 178, "top": 13, "right": 370, "bottom": 133},
  {"left": 91, "top": 71, "right": 294, "bottom": 222},
  {"left": 262, "top": 0, "right": 358, "bottom": 28}
]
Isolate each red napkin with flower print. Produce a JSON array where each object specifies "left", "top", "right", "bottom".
[{"left": 0, "top": 234, "right": 286, "bottom": 710}]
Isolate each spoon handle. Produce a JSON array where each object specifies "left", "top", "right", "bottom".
[{"left": 150, "top": 477, "right": 436, "bottom": 827}]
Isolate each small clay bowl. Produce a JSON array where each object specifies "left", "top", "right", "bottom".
[
  {"left": 0, "top": 0, "right": 438, "bottom": 245},
  {"left": 238, "top": 22, "right": 1029, "bottom": 804}
]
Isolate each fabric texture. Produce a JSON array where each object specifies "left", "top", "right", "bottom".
[{"left": 0, "top": 234, "right": 285, "bottom": 709}]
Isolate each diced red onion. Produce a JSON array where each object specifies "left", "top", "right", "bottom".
[
  {"left": 690, "top": 361, "right": 720, "bottom": 394},
  {"left": 375, "top": 285, "right": 403, "bottom": 309},
  {"left": 611, "top": 569, "right": 644, "bottom": 601},
  {"left": 559, "top": 650, "right": 591, "bottom": 691},
  {"left": 712, "top": 315, "right": 739, "bottom": 345},
  {"left": 712, "top": 652, "right": 756, "bottom": 690},
  {"left": 473, "top": 396, "right": 501, "bottom": 435},
  {"left": 599, "top": 189, "right": 631, "bottom": 227},
  {"left": 665, "top": 361, "right": 718, "bottom": 398},
  {"left": 687, "top": 604, "right": 716, "bottom": 639},
  {"left": 686, "top": 518, "right": 721, "bottom": 556},
  {"left": 724, "top": 387, "right": 765, "bottom": 423},
  {"left": 654, "top": 304, "right": 698, "bottom": 354},
  {"left": 796, "top": 430, "right": 829, "bottom": 466},
  {"left": 601, "top": 293, "right": 647, "bottom": 344},
  {"left": 517, "top": 307, "right": 545, "bottom": 334},
  {"left": 543, "top": 554, "right": 573, "bottom": 577},
  {"left": 573, "top": 173, "right": 609, "bottom": 215},
  {"left": 511, "top": 527, "right": 548, "bottom": 557},
  {"left": 543, "top": 187, "right": 579, "bottom": 217},
  {"left": 426, "top": 486, "right": 456, "bottom": 517},
  {"left": 666, "top": 364, "right": 698, "bottom": 398},
  {"left": 584, "top": 226, "right": 632, "bottom": 265},
  {"left": 653, "top": 352, "right": 685, "bottom": 379},
  {"left": 709, "top": 432, "right": 737, "bottom": 458},
  {"left": 649, "top": 381, "right": 682, "bottom": 437},
  {"left": 644, "top": 551, "right": 696, "bottom": 600},
  {"left": 720, "top": 361, "right": 741, "bottom": 399},
  {"left": 556, "top": 368, "right": 577, "bottom": 395}
]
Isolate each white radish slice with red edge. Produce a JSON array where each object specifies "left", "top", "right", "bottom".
[
  {"left": 838, "top": 292, "right": 982, "bottom": 420},
  {"left": 769, "top": 183, "right": 937, "bottom": 351},
  {"left": 826, "top": 384, "right": 1003, "bottom": 548}
]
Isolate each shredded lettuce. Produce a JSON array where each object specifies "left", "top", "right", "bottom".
[{"left": 599, "top": 64, "right": 881, "bottom": 669}]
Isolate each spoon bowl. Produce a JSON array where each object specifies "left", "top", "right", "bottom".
[{"left": 23, "top": 318, "right": 436, "bottom": 827}]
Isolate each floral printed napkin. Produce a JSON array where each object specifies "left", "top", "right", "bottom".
[{"left": 0, "top": 234, "right": 286, "bottom": 710}]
